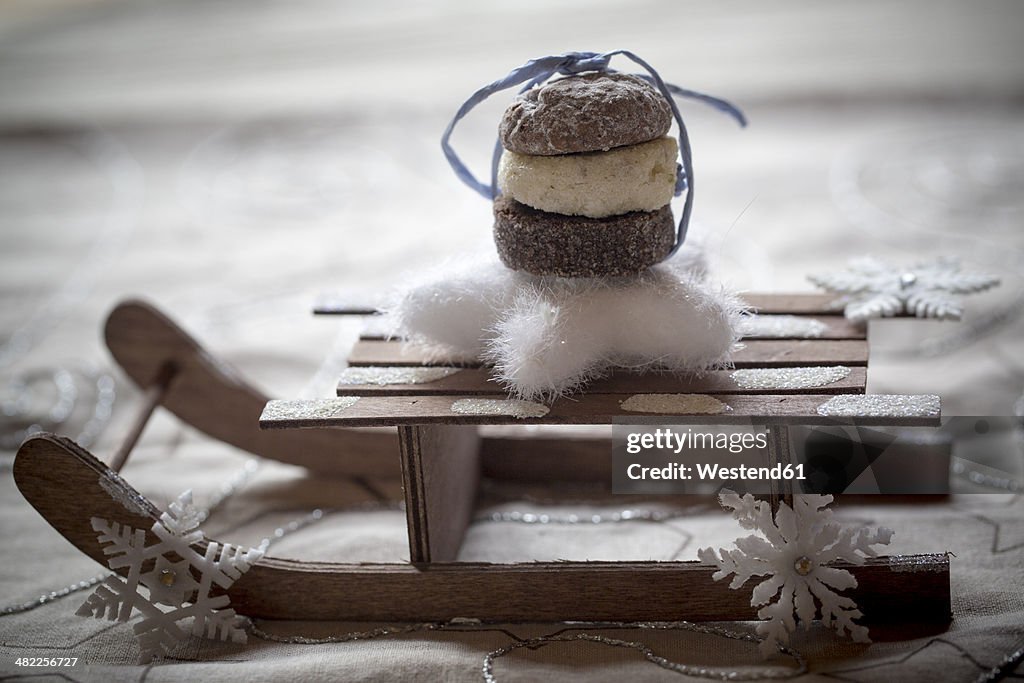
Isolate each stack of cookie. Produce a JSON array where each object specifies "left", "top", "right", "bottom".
[{"left": 494, "top": 72, "right": 679, "bottom": 278}]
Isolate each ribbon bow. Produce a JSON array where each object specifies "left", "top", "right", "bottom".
[{"left": 441, "top": 50, "right": 746, "bottom": 256}]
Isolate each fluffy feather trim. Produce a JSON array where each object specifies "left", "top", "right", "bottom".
[{"left": 386, "top": 249, "right": 743, "bottom": 402}]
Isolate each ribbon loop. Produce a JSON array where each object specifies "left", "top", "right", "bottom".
[
  {"left": 441, "top": 50, "right": 745, "bottom": 256},
  {"left": 556, "top": 51, "right": 612, "bottom": 75}
]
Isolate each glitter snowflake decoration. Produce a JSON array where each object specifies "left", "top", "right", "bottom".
[
  {"left": 808, "top": 256, "right": 999, "bottom": 323},
  {"left": 697, "top": 490, "right": 892, "bottom": 656},
  {"left": 76, "top": 491, "right": 263, "bottom": 663}
]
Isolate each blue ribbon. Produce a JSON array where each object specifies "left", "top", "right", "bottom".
[{"left": 441, "top": 50, "right": 746, "bottom": 256}]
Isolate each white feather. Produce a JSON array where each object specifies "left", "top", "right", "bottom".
[{"left": 385, "top": 233, "right": 740, "bottom": 401}]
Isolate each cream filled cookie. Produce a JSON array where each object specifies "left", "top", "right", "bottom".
[
  {"left": 498, "top": 136, "right": 677, "bottom": 219},
  {"left": 493, "top": 195, "right": 675, "bottom": 277},
  {"left": 499, "top": 73, "right": 672, "bottom": 155}
]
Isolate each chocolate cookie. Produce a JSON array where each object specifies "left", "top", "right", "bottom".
[
  {"left": 499, "top": 73, "right": 672, "bottom": 156},
  {"left": 493, "top": 195, "right": 675, "bottom": 277}
]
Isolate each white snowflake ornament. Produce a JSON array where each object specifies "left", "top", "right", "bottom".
[
  {"left": 698, "top": 490, "right": 892, "bottom": 657},
  {"left": 76, "top": 490, "right": 263, "bottom": 664},
  {"left": 808, "top": 256, "right": 999, "bottom": 323}
]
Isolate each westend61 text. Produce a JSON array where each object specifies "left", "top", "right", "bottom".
[{"left": 626, "top": 462, "right": 806, "bottom": 481}]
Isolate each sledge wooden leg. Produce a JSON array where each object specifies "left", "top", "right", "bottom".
[
  {"left": 398, "top": 425, "right": 481, "bottom": 563},
  {"left": 15, "top": 432, "right": 952, "bottom": 623},
  {"left": 106, "top": 299, "right": 404, "bottom": 479},
  {"left": 108, "top": 361, "right": 177, "bottom": 472},
  {"left": 767, "top": 424, "right": 795, "bottom": 513}
]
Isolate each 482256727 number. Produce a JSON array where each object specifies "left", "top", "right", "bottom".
[{"left": 15, "top": 657, "right": 79, "bottom": 667}]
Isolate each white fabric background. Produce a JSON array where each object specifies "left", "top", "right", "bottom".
[{"left": 1, "top": 1, "right": 1023, "bottom": 680}]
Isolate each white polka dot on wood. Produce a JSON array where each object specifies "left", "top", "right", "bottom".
[
  {"left": 338, "top": 366, "right": 458, "bottom": 386},
  {"left": 738, "top": 315, "right": 828, "bottom": 338},
  {"left": 619, "top": 394, "right": 731, "bottom": 414},
  {"left": 450, "top": 398, "right": 549, "bottom": 419},
  {"left": 816, "top": 394, "right": 940, "bottom": 418},
  {"left": 261, "top": 397, "right": 360, "bottom": 421},
  {"left": 731, "top": 366, "right": 851, "bottom": 390}
]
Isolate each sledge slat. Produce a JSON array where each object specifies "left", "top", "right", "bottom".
[
  {"left": 741, "top": 293, "right": 840, "bottom": 315},
  {"left": 336, "top": 366, "right": 868, "bottom": 397},
  {"left": 356, "top": 315, "right": 867, "bottom": 341},
  {"left": 261, "top": 393, "right": 940, "bottom": 428},
  {"left": 345, "top": 339, "right": 869, "bottom": 369}
]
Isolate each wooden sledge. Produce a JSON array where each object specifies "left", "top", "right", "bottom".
[{"left": 13, "top": 297, "right": 952, "bottom": 624}]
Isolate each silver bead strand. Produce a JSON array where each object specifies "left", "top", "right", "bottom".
[
  {"left": 482, "top": 621, "right": 808, "bottom": 682},
  {"left": 0, "top": 574, "right": 110, "bottom": 616},
  {"left": 246, "top": 618, "right": 806, "bottom": 681},
  {"left": 247, "top": 621, "right": 443, "bottom": 646},
  {"left": 478, "top": 508, "right": 691, "bottom": 525}
]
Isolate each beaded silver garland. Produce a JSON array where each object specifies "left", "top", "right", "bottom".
[
  {"left": 477, "top": 508, "right": 690, "bottom": 525},
  {"left": 482, "top": 623, "right": 808, "bottom": 682},
  {"left": 0, "top": 132, "right": 140, "bottom": 455},
  {"left": 247, "top": 620, "right": 442, "bottom": 646},
  {"left": 245, "top": 619, "right": 806, "bottom": 681},
  {"left": 975, "top": 639, "right": 1024, "bottom": 683},
  {"left": 0, "top": 574, "right": 110, "bottom": 617},
  {"left": 0, "top": 367, "right": 116, "bottom": 455},
  {"left": 951, "top": 456, "right": 1022, "bottom": 492}
]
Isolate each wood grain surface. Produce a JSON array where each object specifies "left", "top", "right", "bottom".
[
  {"left": 262, "top": 393, "right": 939, "bottom": 428},
  {"left": 399, "top": 425, "right": 480, "bottom": 563},
  {"left": 336, "top": 366, "right": 869, "bottom": 397},
  {"left": 356, "top": 314, "right": 868, "bottom": 341},
  {"left": 13, "top": 433, "right": 952, "bottom": 623},
  {"left": 104, "top": 300, "right": 401, "bottom": 478}
]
